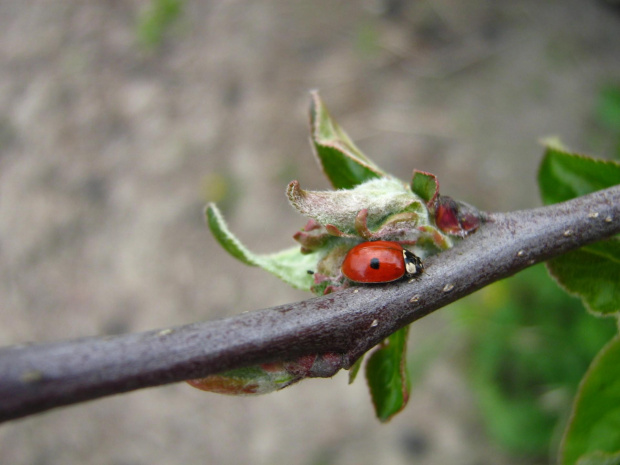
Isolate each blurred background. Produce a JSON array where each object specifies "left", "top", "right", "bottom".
[{"left": 1, "top": 1, "right": 619, "bottom": 464}]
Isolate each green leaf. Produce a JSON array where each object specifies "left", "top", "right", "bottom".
[
  {"left": 547, "top": 239, "right": 620, "bottom": 316},
  {"left": 365, "top": 326, "right": 411, "bottom": 422},
  {"left": 206, "top": 203, "right": 315, "bottom": 290},
  {"left": 348, "top": 356, "right": 363, "bottom": 384},
  {"left": 309, "top": 91, "right": 387, "bottom": 189},
  {"left": 538, "top": 148, "right": 620, "bottom": 205},
  {"left": 577, "top": 450, "right": 620, "bottom": 465},
  {"left": 411, "top": 170, "right": 439, "bottom": 204},
  {"left": 560, "top": 336, "right": 620, "bottom": 465},
  {"left": 538, "top": 149, "right": 620, "bottom": 315}
]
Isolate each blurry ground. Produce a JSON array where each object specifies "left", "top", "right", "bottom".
[{"left": 0, "top": 1, "right": 619, "bottom": 464}]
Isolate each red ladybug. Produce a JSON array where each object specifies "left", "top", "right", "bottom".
[{"left": 342, "top": 241, "right": 424, "bottom": 283}]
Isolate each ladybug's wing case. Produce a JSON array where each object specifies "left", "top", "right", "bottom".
[{"left": 342, "top": 243, "right": 406, "bottom": 283}]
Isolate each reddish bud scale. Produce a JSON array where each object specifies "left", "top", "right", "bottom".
[{"left": 434, "top": 195, "right": 481, "bottom": 237}]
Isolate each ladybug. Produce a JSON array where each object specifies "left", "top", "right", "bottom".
[{"left": 341, "top": 240, "right": 424, "bottom": 284}]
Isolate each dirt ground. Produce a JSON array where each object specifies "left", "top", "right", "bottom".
[{"left": 0, "top": 1, "right": 619, "bottom": 464}]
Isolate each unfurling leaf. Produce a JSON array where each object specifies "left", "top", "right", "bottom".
[
  {"left": 309, "top": 90, "right": 387, "bottom": 188},
  {"left": 206, "top": 203, "right": 315, "bottom": 290},
  {"left": 411, "top": 170, "right": 439, "bottom": 205},
  {"left": 287, "top": 178, "right": 427, "bottom": 238}
]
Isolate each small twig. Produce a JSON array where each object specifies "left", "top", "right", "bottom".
[{"left": 0, "top": 185, "right": 619, "bottom": 423}]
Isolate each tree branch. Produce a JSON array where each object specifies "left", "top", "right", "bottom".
[{"left": 0, "top": 185, "right": 619, "bottom": 423}]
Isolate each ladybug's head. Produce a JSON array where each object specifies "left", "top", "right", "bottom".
[{"left": 403, "top": 250, "right": 424, "bottom": 277}]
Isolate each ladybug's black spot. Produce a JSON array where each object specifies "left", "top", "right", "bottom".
[{"left": 370, "top": 257, "right": 380, "bottom": 270}]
